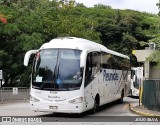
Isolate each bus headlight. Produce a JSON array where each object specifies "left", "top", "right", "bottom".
[
  {"left": 30, "top": 96, "right": 40, "bottom": 102},
  {"left": 136, "top": 89, "right": 139, "bottom": 94},
  {"left": 68, "top": 97, "right": 83, "bottom": 104}
]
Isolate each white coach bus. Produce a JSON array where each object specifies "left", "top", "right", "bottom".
[
  {"left": 24, "top": 37, "right": 131, "bottom": 114},
  {"left": 130, "top": 67, "right": 143, "bottom": 97}
]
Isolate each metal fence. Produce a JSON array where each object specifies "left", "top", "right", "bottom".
[
  {"left": 0, "top": 87, "right": 30, "bottom": 102},
  {"left": 142, "top": 80, "right": 160, "bottom": 111}
]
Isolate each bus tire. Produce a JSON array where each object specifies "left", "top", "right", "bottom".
[
  {"left": 118, "top": 90, "right": 124, "bottom": 104},
  {"left": 91, "top": 96, "right": 99, "bottom": 114},
  {"left": 130, "top": 89, "right": 133, "bottom": 96}
]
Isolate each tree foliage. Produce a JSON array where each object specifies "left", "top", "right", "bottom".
[{"left": 0, "top": 0, "right": 160, "bottom": 86}]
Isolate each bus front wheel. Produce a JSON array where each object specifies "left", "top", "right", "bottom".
[
  {"left": 91, "top": 96, "right": 99, "bottom": 114},
  {"left": 118, "top": 90, "right": 124, "bottom": 104},
  {"left": 130, "top": 89, "right": 133, "bottom": 96}
]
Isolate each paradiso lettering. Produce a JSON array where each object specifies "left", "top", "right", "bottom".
[{"left": 103, "top": 70, "right": 119, "bottom": 81}]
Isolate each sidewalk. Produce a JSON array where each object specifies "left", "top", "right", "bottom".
[{"left": 129, "top": 103, "right": 160, "bottom": 116}]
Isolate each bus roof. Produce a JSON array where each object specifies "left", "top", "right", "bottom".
[{"left": 40, "top": 37, "right": 129, "bottom": 59}]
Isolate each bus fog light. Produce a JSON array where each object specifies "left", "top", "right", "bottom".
[
  {"left": 30, "top": 96, "right": 40, "bottom": 102},
  {"left": 68, "top": 97, "right": 83, "bottom": 104}
]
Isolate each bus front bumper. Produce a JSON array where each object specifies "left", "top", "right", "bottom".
[{"left": 30, "top": 101, "right": 84, "bottom": 113}]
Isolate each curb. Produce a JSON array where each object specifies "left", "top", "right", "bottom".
[{"left": 129, "top": 103, "right": 160, "bottom": 116}]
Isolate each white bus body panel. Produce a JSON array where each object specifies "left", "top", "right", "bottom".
[
  {"left": 130, "top": 67, "right": 143, "bottom": 96},
  {"left": 30, "top": 88, "right": 84, "bottom": 113},
  {"left": 130, "top": 79, "right": 139, "bottom": 96},
  {"left": 83, "top": 69, "right": 130, "bottom": 110}
]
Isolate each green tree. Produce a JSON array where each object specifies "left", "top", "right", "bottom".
[
  {"left": 1, "top": 0, "right": 160, "bottom": 87},
  {"left": 0, "top": 0, "right": 100, "bottom": 86}
]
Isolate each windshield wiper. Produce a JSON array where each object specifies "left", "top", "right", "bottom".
[{"left": 39, "top": 81, "right": 53, "bottom": 90}]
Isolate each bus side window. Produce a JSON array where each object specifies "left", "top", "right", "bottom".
[
  {"left": 91, "top": 52, "right": 101, "bottom": 76},
  {"left": 116, "top": 56, "right": 130, "bottom": 70},
  {"left": 107, "top": 56, "right": 114, "bottom": 69},
  {"left": 112, "top": 56, "right": 121, "bottom": 70},
  {"left": 101, "top": 52, "right": 111, "bottom": 69}
]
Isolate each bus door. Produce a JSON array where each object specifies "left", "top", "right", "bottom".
[
  {"left": 84, "top": 52, "right": 101, "bottom": 109},
  {"left": 84, "top": 53, "right": 94, "bottom": 110}
]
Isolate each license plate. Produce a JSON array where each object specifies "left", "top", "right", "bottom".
[{"left": 49, "top": 106, "right": 58, "bottom": 110}]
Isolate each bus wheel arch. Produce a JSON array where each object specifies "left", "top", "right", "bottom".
[{"left": 91, "top": 94, "right": 100, "bottom": 114}]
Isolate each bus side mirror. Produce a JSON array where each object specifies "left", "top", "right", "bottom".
[{"left": 24, "top": 50, "right": 38, "bottom": 66}]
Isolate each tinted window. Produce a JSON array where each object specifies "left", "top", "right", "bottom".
[{"left": 85, "top": 52, "right": 101, "bottom": 87}]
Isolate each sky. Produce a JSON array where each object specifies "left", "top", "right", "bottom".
[{"left": 75, "top": 0, "right": 159, "bottom": 14}]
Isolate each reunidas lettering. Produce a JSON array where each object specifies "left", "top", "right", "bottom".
[{"left": 103, "top": 70, "right": 118, "bottom": 81}]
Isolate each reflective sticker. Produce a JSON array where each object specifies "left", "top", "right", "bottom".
[{"left": 36, "top": 76, "right": 42, "bottom": 82}]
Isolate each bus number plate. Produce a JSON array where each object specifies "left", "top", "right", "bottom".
[{"left": 49, "top": 106, "right": 58, "bottom": 110}]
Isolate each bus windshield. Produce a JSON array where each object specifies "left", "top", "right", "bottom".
[{"left": 32, "top": 49, "right": 83, "bottom": 91}]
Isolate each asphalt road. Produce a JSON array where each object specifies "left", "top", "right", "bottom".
[
  {"left": 0, "top": 97, "right": 159, "bottom": 125},
  {"left": 0, "top": 97, "right": 138, "bottom": 116}
]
